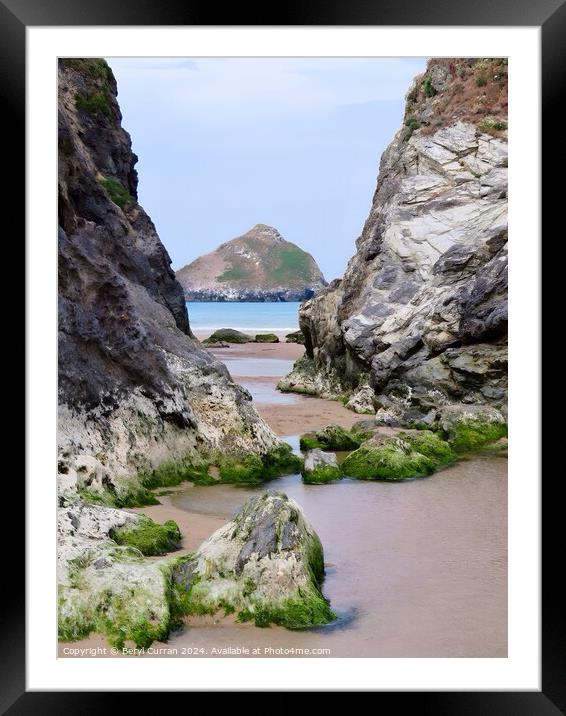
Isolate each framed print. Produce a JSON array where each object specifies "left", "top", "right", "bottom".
[{"left": 8, "top": 0, "right": 557, "bottom": 707}]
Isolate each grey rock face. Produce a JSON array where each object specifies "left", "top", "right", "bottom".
[
  {"left": 288, "top": 60, "right": 508, "bottom": 418},
  {"left": 185, "top": 492, "right": 335, "bottom": 627},
  {"left": 58, "top": 59, "right": 278, "bottom": 493},
  {"left": 303, "top": 449, "right": 340, "bottom": 474}
]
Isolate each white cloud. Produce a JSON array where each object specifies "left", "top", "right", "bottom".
[{"left": 107, "top": 57, "right": 425, "bottom": 122}]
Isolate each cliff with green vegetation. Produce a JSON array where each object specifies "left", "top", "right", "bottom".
[{"left": 58, "top": 58, "right": 285, "bottom": 505}]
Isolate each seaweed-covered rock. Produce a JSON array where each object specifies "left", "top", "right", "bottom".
[
  {"left": 285, "top": 330, "right": 305, "bottom": 344},
  {"left": 302, "top": 449, "right": 342, "bottom": 484},
  {"left": 109, "top": 516, "right": 181, "bottom": 556},
  {"left": 202, "top": 328, "right": 253, "bottom": 344},
  {"left": 438, "top": 404, "right": 507, "bottom": 452},
  {"left": 255, "top": 333, "right": 279, "bottom": 343},
  {"left": 342, "top": 430, "right": 453, "bottom": 481},
  {"left": 300, "top": 424, "right": 368, "bottom": 452},
  {"left": 57, "top": 503, "right": 183, "bottom": 647},
  {"left": 139, "top": 443, "right": 303, "bottom": 488},
  {"left": 174, "top": 492, "right": 335, "bottom": 629}
]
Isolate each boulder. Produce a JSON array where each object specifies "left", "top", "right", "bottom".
[
  {"left": 173, "top": 492, "right": 335, "bottom": 629},
  {"left": 302, "top": 449, "right": 342, "bottom": 484},
  {"left": 285, "top": 330, "right": 305, "bottom": 344},
  {"left": 300, "top": 424, "right": 369, "bottom": 451},
  {"left": 58, "top": 492, "right": 334, "bottom": 646},
  {"left": 277, "top": 355, "right": 345, "bottom": 400},
  {"left": 342, "top": 430, "right": 454, "bottom": 481},
  {"left": 255, "top": 333, "right": 280, "bottom": 343},
  {"left": 438, "top": 404, "right": 507, "bottom": 452},
  {"left": 57, "top": 503, "right": 182, "bottom": 648},
  {"left": 202, "top": 328, "right": 253, "bottom": 344}
]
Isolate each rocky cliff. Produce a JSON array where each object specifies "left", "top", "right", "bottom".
[
  {"left": 58, "top": 59, "right": 279, "bottom": 503},
  {"left": 176, "top": 224, "right": 327, "bottom": 301},
  {"left": 282, "top": 59, "right": 508, "bottom": 423}
]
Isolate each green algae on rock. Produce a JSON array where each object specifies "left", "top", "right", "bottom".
[
  {"left": 401, "top": 430, "right": 455, "bottom": 466},
  {"left": 438, "top": 404, "right": 507, "bottom": 453},
  {"left": 109, "top": 516, "right": 182, "bottom": 556},
  {"left": 341, "top": 430, "right": 454, "bottom": 481},
  {"left": 303, "top": 464, "right": 342, "bottom": 485},
  {"left": 59, "top": 493, "right": 333, "bottom": 647},
  {"left": 134, "top": 443, "right": 302, "bottom": 494},
  {"left": 302, "top": 448, "right": 342, "bottom": 484},
  {"left": 176, "top": 492, "right": 335, "bottom": 629},
  {"left": 57, "top": 503, "right": 183, "bottom": 648},
  {"left": 58, "top": 544, "right": 174, "bottom": 648},
  {"left": 255, "top": 333, "right": 279, "bottom": 343},
  {"left": 202, "top": 328, "right": 253, "bottom": 344},
  {"left": 285, "top": 330, "right": 305, "bottom": 344},
  {"left": 300, "top": 424, "right": 369, "bottom": 452}
]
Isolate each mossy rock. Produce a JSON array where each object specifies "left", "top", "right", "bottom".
[
  {"left": 176, "top": 493, "right": 335, "bottom": 630},
  {"left": 341, "top": 431, "right": 454, "bottom": 481},
  {"left": 255, "top": 333, "right": 279, "bottom": 343},
  {"left": 400, "top": 430, "right": 455, "bottom": 466},
  {"left": 139, "top": 456, "right": 214, "bottom": 490},
  {"left": 300, "top": 424, "right": 368, "bottom": 452},
  {"left": 208, "top": 444, "right": 302, "bottom": 484},
  {"left": 438, "top": 405, "right": 507, "bottom": 453},
  {"left": 85, "top": 444, "right": 303, "bottom": 510},
  {"left": 285, "top": 330, "right": 305, "bottom": 344},
  {"left": 446, "top": 418, "right": 507, "bottom": 453},
  {"left": 202, "top": 328, "right": 252, "bottom": 344},
  {"left": 259, "top": 443, "right": 303, "bottom": 479},
  {"left": 109, "top": 516, "right": 182, "bottom": 556},
  {"left": 218, "top": 453, "right": 264, "bottom": 483},
  {"left": 302, "top": 464, "right": 342, "bottom": 484},
  {"left": 301, "top": 448, "right": 342, "bottom": 484},
  {"left": 58, "top": 544, "right": 179, "bottom": 649},
  {"left": 238, "top": 594, "right": 335, "bottom": 629}
]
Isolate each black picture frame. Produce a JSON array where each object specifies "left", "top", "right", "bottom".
[{"left": 10, "top": 0, "right": 555, "bottom": 708}]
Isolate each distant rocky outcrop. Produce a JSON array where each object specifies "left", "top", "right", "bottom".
[
  {"left": 282, "top": 58, "right": 508, "bottom": 424},
  {"left": 176, "top": 224, "right": 327, "bottom": 301},
  {"left": 57, "top": 59, "right": 279, "bottom": 504}
]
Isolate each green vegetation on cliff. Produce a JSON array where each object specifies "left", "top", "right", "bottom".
[{"left": 177, "top": 224, "right": 327, "bottom": 298}]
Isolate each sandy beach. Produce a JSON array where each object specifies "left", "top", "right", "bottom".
[{"left": 59, "top": 333, "right": 507, "bottom": 659}]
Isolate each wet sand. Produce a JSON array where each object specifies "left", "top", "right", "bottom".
[
  {"left": 59, "top": 339, "right": 507, "bottom": 658},
  {"left": 203, "top": 339, "right": 360, "bottom": 434}
]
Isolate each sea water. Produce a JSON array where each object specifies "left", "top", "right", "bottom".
[{"left": 186, "top": 301, "right": 300, "bottom": 333}]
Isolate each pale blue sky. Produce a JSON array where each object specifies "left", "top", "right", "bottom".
[{"left": 107, "top": 57, "right": 426, "bottom": 280}]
